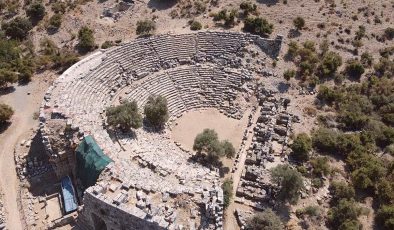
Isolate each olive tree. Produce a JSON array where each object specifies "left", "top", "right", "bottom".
[
  {"left": 270, "top": 164, "right": 304, "bottom": 204},
  {"left": 193, "top": 129, "right": 236, "bottom": 166},
  {"left": 106, "top": 101, "right": 142, "bottom": 131},
  {"left": 144, "top": 95, "right": 169, "bottom": 128}
]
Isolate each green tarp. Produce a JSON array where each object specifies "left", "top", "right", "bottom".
[{"left": 76, "top": 135, "right": 112, "bottom": 188}]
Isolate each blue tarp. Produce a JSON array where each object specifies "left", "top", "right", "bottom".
[{"left": 61, "top": 176, "right": 78, "bottom": 213}]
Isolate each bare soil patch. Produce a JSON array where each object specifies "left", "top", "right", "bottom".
[{"left": 171, "top": 108, "right": 250, "bottom": 151}]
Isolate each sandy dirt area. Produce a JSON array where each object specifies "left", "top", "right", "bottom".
[
  {"left": 0, "top": 77, "right": 51, "bottom": 230},
  {"left": 171, "top": 108, "right": 250, "bottom": 151}
]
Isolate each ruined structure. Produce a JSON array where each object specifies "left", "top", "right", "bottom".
[{"left": 39, "top": 31, "right": 282, "bottom": 229}]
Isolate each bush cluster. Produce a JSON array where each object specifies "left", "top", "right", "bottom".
[
  {"left": 0, "top": 103, "right": 14, "bottom": 125},
  {"left": 243, "top": 17, "right": 273, "bottom": 37},
  {"left": 78, "top": 26, "right": 96, "bottom": 52},
  {"left": 212, "top": 9, "right": 237, "bottom": 27},
  {"left": 2, "top": 17, "right": 32, "bottom": 40},
  {"left": 286, "top": 40, "right": 343, "bottom": 86},
  {"left": 136, "top": 20, "right": 156, "bottom": 36},
  {"left": 0, "top": 38, "right": 35, "bottom": 84},
  {"left": 314, "top": 74, "right": 394, "bottom": 228}
]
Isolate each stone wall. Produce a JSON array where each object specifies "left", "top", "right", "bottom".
[{"left": 79, "top": 191, "right": 166, "bottom": 230}]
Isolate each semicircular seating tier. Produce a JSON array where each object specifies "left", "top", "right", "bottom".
[{"left": 39, "top": 31, "right": 282, "bottom": 230}]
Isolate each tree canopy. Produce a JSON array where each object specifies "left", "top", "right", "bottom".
[
  {"left": 270, "top": 164, "right": 304, "bottom": 204},
  {"left": 144, "top": 95, "right": 169, "bottom": 128},
  {"left": 193, "top": 129, "right": 236, "bottom": 166},
  {"left": 106, "top": 101, "right": 142, "bottom": 131},
  {"left": 0, "top": 103, "right": 14, "bottom": 125}
]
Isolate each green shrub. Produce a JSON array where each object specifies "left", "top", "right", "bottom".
[
  {"left": 360, "top": 52, "right": 373, "bottom": 67},
  {"left": 136, "top": 19, "right": 156, "bottom": 36},
  {"left": 376, "top": 205, "right": 394, "bottom": 230},
  {"left": 243, "top": 17, "right": 273, "bottom": 37},
  {"left": 78, "top": 26, "right": 95, "bottom": 52},
  {"left": 221, "top": 140, "right": 236, "bottom": 158},
  {"left": 51, "top": 1, "right": 67, "bottom": 14},
  {"left": 318, "top": 51, "right": 342, "bottom": 78},
  {"left": 384, "top": 27, "right": 394, "bottom": 40},
  {"left": 106, "top": 101, "right": 142, "bottom": 131},
  {"left": 212, "top": 9, "right": 237, "bottom": 27},
  {"left": 348, "top": 152, "right": 386, "bottom": 190},
  {"left": 48, "top": 14, "right": 62, "bottom": 31},
  {"left": 0, "top": 103, "right": 14, "bottom": 125},
  {"left": 270, "top": 164, "right": 304, "bottom": 204},
  {"left": 246, "top": 209, "right": 284, "bottom": 230},
  {"left": 312, "top": 128, "right": 339, "bottom": 154},
  {"left": 376, "top": 179, "right": 394, "bottom": 204},
  {"left": 296, "top": 205, "right": 321, "bottom": 218},
  {"left": 374, "top": 58, "right": 394, "bottom": 78},
  {"left": 0, "top": 69, "right": 18, "bottom": 87},
  {"left": 2, "top": 17, "right": 32, "bottom": 40},
  {"left": 310, "top": 156, "right": 330, "bottom": 176},
  {"left": 328, "top": 199, "right": 362, "bottom": 230},
  {"left": 355, "top": 25, "right": 366, "bottom": 40},
  {"left": 293, "top": 16, "right": 305, "bottom": 30},
  {"left": 290, "top": 133, "right": 312, "bottom": 162},
  {"left": 240, "top": 1, "right": 257, "bottom": 17},
  {"left": 329, "top": 181, "right": 355, "bottom": 204},
  {"left": 26, "top": 2, "right": 45, "bottom": 21},
  {"left": 287, "top": 41, "right": 299, "bottom": 59},
  {"left": 190, "top": 20, "right": 202, "bottom": 30},
  {"left": 317, "top": 85, "right": 342, "bottom": 105},
  {"left": 101, "top": 41, "right": 114, "bottom": 49},
  {"left": 345, "top": 59, "right": 365, "bottom": 79},
  {"left": 222, "top": 178, "right": 233, "bottom": 208},
  {"left": 312, "top": 177, "right": 324, "bottom": 188},
  {"left": 144, "top": 95, "right": 169, "bottom": 128},
  {"left": 283, "top": 69, "right": 296, "bottom": 81}
]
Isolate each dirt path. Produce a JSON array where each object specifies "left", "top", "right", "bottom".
[
  {"left": 224, "top": 106, "right": 261, "bottom": 230},
  {"left": 0, "top": 80, "right": 48, "bottom": 230}
]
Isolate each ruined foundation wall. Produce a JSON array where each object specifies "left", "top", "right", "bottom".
[{"left": 79, "top": 192, "right": 166, "bottom": 230}]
